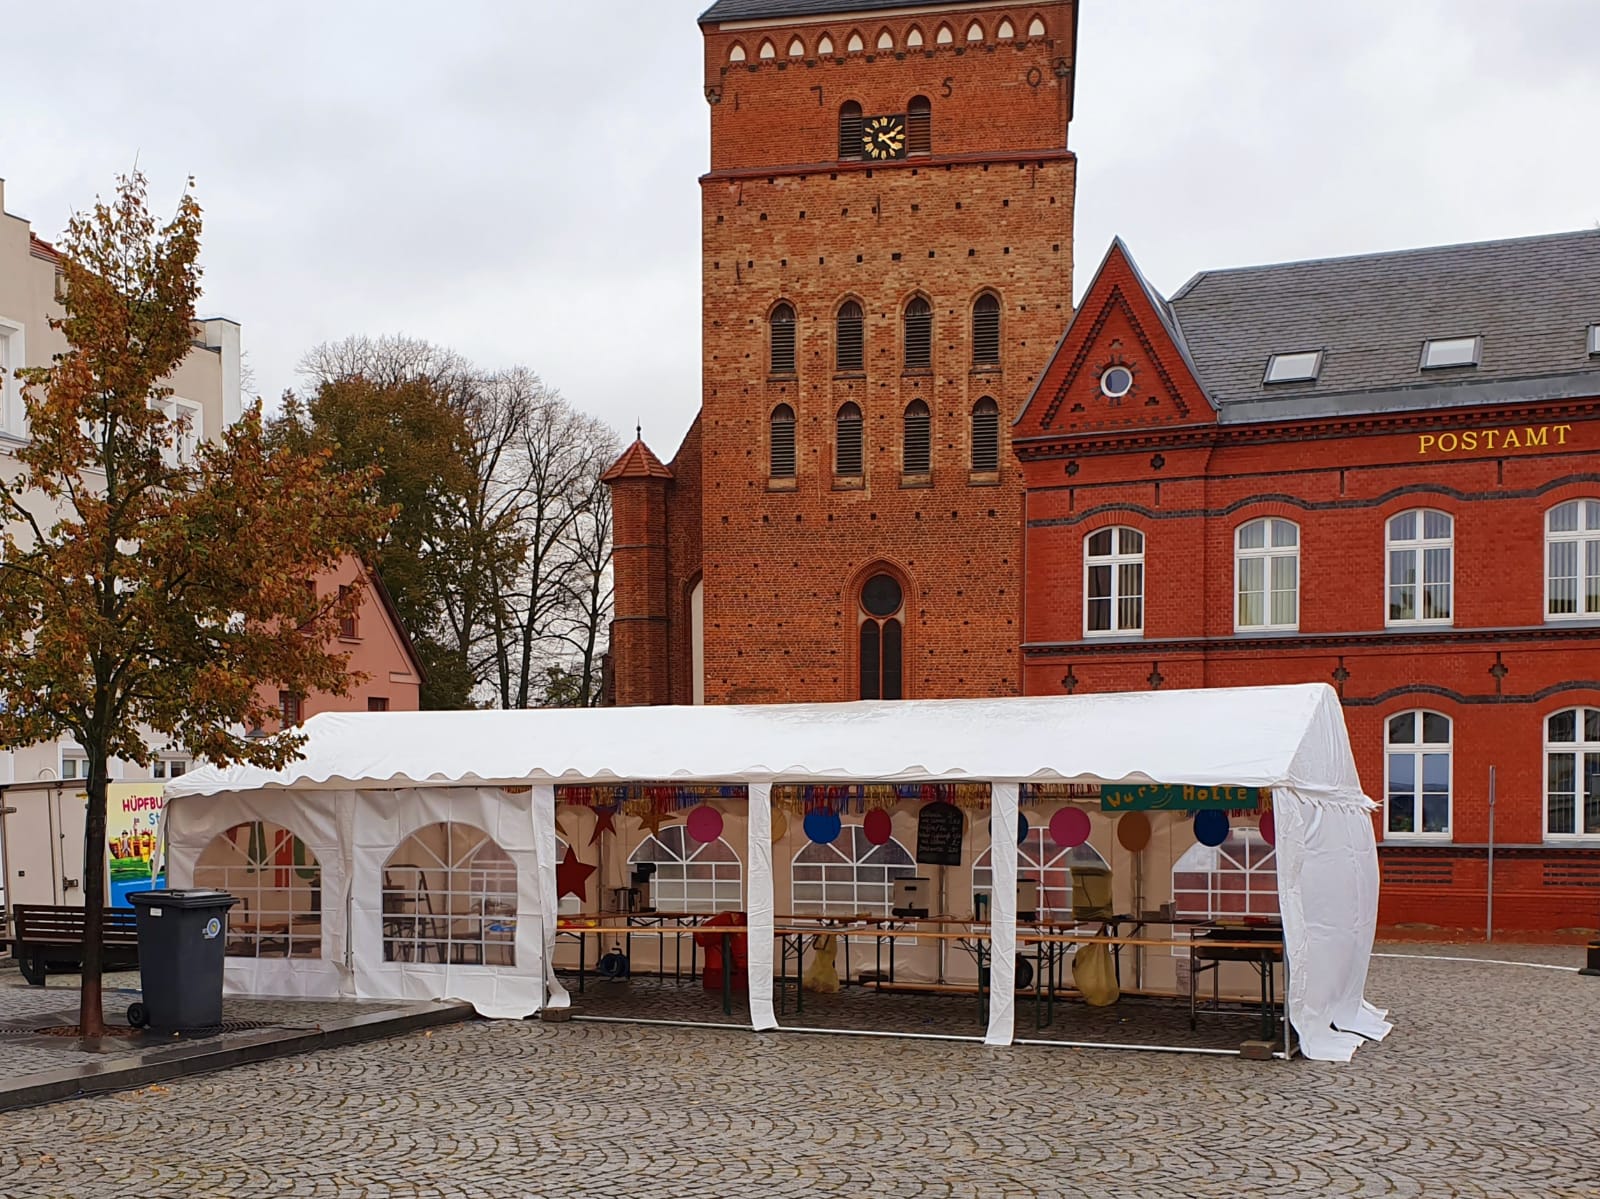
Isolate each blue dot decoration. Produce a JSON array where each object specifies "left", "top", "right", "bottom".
[
  {"left": 1194, "top": 809, "right": 1230, "bottom": 848},
  {"left": 804, "top": 809, "right": 843, "bottom": 845},
  {"left": 1017, "top": 812, "right": 1030, "bottom": 845}
]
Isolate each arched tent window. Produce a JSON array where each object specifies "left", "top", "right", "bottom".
[
  {"left": 835, "top": 401, "right": 864, "bottom": 477},
  {"left": 858, "top": 570, "right": 906, "bottom": 700},
  {"left": 383, "top": 822, "right": 516, "bottom": 966},
  {"left": 902, "top": 400, "right": 931, "bottom": 476},
  {"left": 838, "top": 101, "right": 864, "bottom": 159},
  {"left": 972, "top": 292, "right": 1000, "bottom": 364},
  {"left": 196, "top": 822, "right": 321, "bottom": 959},
  {"left": 769, "top": 403, "right": 797, "bottom": 479},
  {"left": 1235, "top": 517, "right": 1299, "bottom": 630},
  {"left": 729, "top": 43, "right": 747, "bottom": 62},
  {"left": 629, "top": 825, "right": 742, "bottom": 912},
  {"left": 1546, "top": 499, "right": 1600, "bottom": 619},
  {"left": 792, "top": 826, "right": 917, "bottom": 915},
  {"left": 971, "top": 397, "right": 1000, "bottom": 473},
  {"left": 836, "top": 299, "right": 864, "bottom": 371},
  {"left": 907, "top": 95, "right": 932, "bottom": 155},
  {"left": 903, "top": 296, "right": 933, "bottom": 370},
  {"left": 974, "top": 828, "right": 1109, "bottom": 921},
  {"left": 1386, "top": 508, "right": 1453, "bottom": 625},
  {"left": 1173, "top": 828, "right": 1279, "bottom": 920},
  {"left": 769, "top": 302, "right": 796, "bottom": 374}
]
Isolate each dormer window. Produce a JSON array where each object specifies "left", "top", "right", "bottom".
[
  {"left": 1263, "top": 350, "right": 1323, "bottom": 384},
  {"left": 1420, "top": 336, "right": 1481, "bottom": 370},
  {"left": 1589, "top": 324, "right": 1600, "bottom": 356}
]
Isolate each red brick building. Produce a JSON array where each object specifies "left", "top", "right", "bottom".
[
  {"left": 605, "top": 0, "right": 1079, "bottom": 707},
  {"left": 1014, "top": 232, "right": 1600, "bottom": 936}
]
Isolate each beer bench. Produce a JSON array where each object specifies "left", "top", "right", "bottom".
[{"left": 4, "top": 904, "right": 141, "bottom": 986}]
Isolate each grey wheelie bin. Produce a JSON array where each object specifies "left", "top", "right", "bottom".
[{"left": 125, "top": 889, "right": 239, "bottom": 1031}]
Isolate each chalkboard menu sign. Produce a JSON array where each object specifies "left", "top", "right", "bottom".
[{"left": 916, "top": 802, "right": 965, "bottom": 866}]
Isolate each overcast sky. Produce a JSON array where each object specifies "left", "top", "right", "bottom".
[{"left": 3, "top": 2, "right": 1596, "bottom": 454}]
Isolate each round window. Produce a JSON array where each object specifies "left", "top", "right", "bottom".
[
  {"left": 1100, "top": 366, "right": 1134, "bottom": 398},
  {"left": 861, "top": 573, "right": 904, "bottom": 617}
]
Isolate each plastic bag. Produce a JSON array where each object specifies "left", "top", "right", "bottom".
[
  {"left": 803, "top": 933, "right": 841, "bottom": 993},
  {"left": 1072, "top": 941, "right": 1120, "bottom": 1007}
]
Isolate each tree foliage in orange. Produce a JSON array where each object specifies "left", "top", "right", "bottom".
[{"left": 0, "top": 172, "right": 391, "bottom": 1035}]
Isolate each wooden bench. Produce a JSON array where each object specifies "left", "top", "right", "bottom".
[{"left": 4, "top": 904, "right": 141, "bottom": 986}]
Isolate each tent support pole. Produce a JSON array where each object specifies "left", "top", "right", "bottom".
[{"left": 1485, "top": 766, "right": 1496, "bottom": 944}]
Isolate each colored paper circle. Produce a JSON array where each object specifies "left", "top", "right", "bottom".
[
  {"left": 1050, "top": 806, "right": 1092, "bottom": 849},
  {"left": 686, "top": 804, "right": 724, "bottom": 844},
  {"left": 1018, "top": 812, "right": 1030, "bottom": 845},
  {"left": 1117, "top": 811, "right": 1152, "bottom": 854},
  {"left": 1195, "top": 809, "right": 1230, "bottom": 847},
  {"left": 1259, "top": 810, "right": 1276, "bottom": 846},
  {"left": 804, "top": 809, "right": 843, "bottom": 845},
  {"left": 863, "top": 808, "right": 893, "bottom": 846},
  {"left": 770, "top": 807, "right": 789, "bottom": 843}
]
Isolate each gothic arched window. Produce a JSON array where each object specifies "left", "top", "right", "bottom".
[{"left": 859, "top": 571, "right": 906, "bottom": 700}]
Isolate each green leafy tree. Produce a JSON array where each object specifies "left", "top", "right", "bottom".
[{"left": 0, "top": 173, "right": 389, "bottom": 1036}]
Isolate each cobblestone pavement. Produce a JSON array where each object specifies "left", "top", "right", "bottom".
[{"left": 0, "top": 942, "right": 1595, "bottom": 1198}]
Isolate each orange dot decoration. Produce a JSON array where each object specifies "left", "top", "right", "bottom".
[
  {"left": 770, "top": 807, "right": 789, "bottom": 843},
  {"left": 1117, "top": 811, "right": 1152, "bottom": 853}
]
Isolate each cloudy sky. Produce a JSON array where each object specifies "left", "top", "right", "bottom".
[{"left": 3, "top": 1, "right": 1596, "bottom": 454}]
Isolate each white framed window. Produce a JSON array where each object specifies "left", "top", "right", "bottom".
[
  {"left": 628, "top": 824, "right": 742, "bottom": 913},
  {"left": 1172, "top": 829, "right": 1279, "bottom": 921},
  {"left": 1263, "top": 351, "right": 1322, "bottom": 384},
  {"left": 153, "top": 397, "right": 203, "bottom": 463},
  {"left": 1385, "top": 711, "right": 1452, "bottom": 837},
  {"left": 1420, "top": 336, "right": 1481, "bottom": 369},
  {"left": 791, "top": 826, "right": 916, "bottom": 916},
  {"left": 0, "top": 317, "right": 26, "bottom": 439},
  {"left": 1235, "top": 518, "right": 1299, "bottom": 630},
  {"left": 1545, "top": 708, "right": 1600, "bottom": 839},
  {"left": 1084, "top": 525, "right": 1144, "bottom": 636},
  {"left": 150, "top": 757, "right": 190, "bottom": 780},
  {"left": 60, "top": 753, "right": 89, "bottom": 780},
  {"left": 975, "top": 828, "right": 1109, "bottom": 922},
  {"left": 1386, "top": 509, "right": 1453, "bottom": 625},
  {"left": 1545, "top": 500, "right": 1600, "bottom": 620},
  {"left": 1589, "top": 324, "right": 1600, "bottom": 356}
]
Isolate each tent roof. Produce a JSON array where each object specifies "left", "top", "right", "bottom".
[{"left": 167, "top": 684, "right": 1368, "bottom": 804}]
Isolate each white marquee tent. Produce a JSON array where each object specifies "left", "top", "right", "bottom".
[{"left": 163, "top": 683, "right": 1393, "bottom": 1061}]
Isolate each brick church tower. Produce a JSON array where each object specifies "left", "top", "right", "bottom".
[{"left": 605, "top": 0, "right": 1079, "bottom": 705}]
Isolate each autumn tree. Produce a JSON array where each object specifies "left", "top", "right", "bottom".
[{"left": 0, "top": 173, "right": 389, "bottom": 1036}]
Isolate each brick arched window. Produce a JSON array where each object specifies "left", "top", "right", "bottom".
[
  {"left": 907, "top": 95, "right": 932, "bottom": 155},
  {"left": 1085, "top": 525, "right": 1144, "bottom": 636},
  {"left": 972, "top": 292, "right": 1001, "bottom": 365},
  {"left": 1545, "top": 708, "right": 1600, "bottom": 838},
  {"left": 858, "top": 570, "right": 906, "bottom": 700},
  {"left": 1386, "top": 508, "right": 1452, "bottom": 625},
  {"left": 769, "top": 403, "right": 796, "bottom": 479},
  {"left": 835, "top": 401, "right": 864, "bottom": 478},
  {"left": 769, "top": 302, "right": 796, "bottom": 375},
  {"left": 903, "top": 296, "right": 933, "bottom": 370},
  {"left": 836, "top": 299, "right": 864, "bottom": 372},
  {"left": 971, "top": 396, "right": 1000, "bottom": 473},
  {"left": 1546, "top": 499, "right": 1600, "bottom": 619},
  {"left": 902, "top": 400, "right": 931, "bottom": 476},
  {"left": 839, "top": 101, "right": 864, "bottom": 160}
]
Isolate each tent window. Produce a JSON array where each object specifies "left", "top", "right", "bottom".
[
  {"left": 1172, "top": 829, "right": 1279, "bottom": 921},
  {"left": 858, "top": 571, "right": 905, "bottom": 699},
  {"left": 792, "top": 827, "right": 916, "bottom": 916},
  {"left": 629, "top": 825, "right": 743, "bottom": 912},
  {"left": 383, "top": 823, "right": 517, "bottom": 966},
  {"left": 973, "top": 830, "right": 1108, "bottom": 922},
  {"left": 196, "top": 822, "right": 321, "bottom": 960}
]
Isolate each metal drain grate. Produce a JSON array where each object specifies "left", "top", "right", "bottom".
[{"left": 0, "top": 1019, "right": 273, "bottom": 1038}]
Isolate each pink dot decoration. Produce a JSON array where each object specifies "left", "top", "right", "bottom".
[
  {"left": 686, "top": 804, "right": 724, "bottom": 844},
  {"left": 1050, "top": 806, "right": 1092, "bottom": 849},
  {"left": 1259, "top": 810, "right": 1276, "bottom": 846},
  {"left": 863, "top": 808, "right": 893, "bottom": 846}
]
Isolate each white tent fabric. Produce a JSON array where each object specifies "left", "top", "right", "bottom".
[{"left": 164, "top": 683, "right": 1391, "bottom": 1059}]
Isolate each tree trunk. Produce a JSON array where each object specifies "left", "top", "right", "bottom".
[{"left": 78, "top": 756, "right": 109, "bottom": 1038}]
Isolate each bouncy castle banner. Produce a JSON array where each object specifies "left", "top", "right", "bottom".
[{"left": 106, "top": 782, "right": 166, "bottom": 908}]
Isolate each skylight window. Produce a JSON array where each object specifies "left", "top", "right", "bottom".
[
  {"left": 1263, "top": 350, "right": 1323, "bottom": 384},
  {"left": 1420, "top": 337, "right": 1481, "bottom": 370},
  {"left": 1589, "top": 324, "right": 1600, "bottom": 356}
]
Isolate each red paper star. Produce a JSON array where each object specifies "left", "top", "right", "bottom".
[
  {"left": 588, "top": 809, "right": 616, "bottom": 847},
  {"left": 556, "top": 846, "right": 596, "bottom": 902}
]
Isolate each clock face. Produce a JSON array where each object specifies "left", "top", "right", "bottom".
[{"left": 862, "top": 115, "right": 907, "bottom": 160}]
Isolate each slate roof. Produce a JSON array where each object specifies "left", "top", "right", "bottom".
[
  {"left": 700, "top": 0, "right": 966, "bottom": 23},
  {"left": 1166, "top": 228, "right": 1600, "bottom": 423}
]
